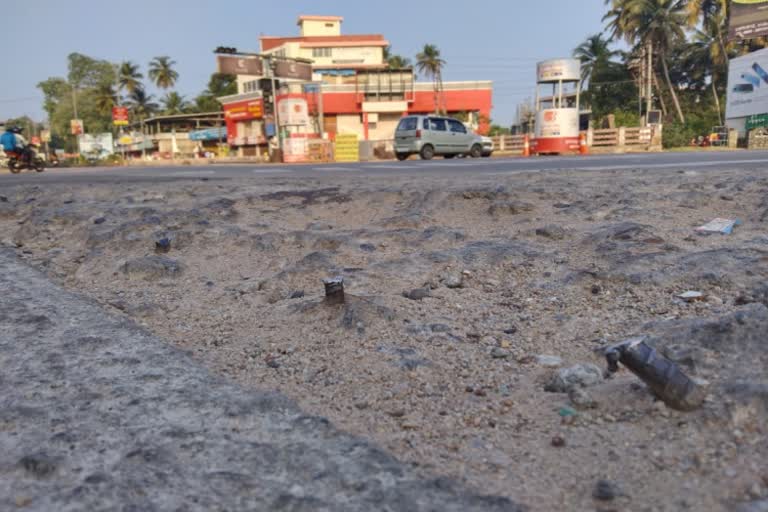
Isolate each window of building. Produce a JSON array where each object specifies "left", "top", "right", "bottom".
[
  {"left": 243, "top": 80, "right": 259, "bottom": 93},
  {"left": 312, "top": 48, "right": 332, "bottom": 58},
  {"left": 325, "top": 23, "right": 334, "bottom": 28},
  {"left": 448, "top": 119, "right": 467, "bottom": 133},
  {"left": 428, "top": 118, "right": 447, "bottom": 131},
  {"left": 275, "top": 49, "right": 286, "bottom": 58}
]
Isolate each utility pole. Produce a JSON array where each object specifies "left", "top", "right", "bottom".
[
  {"left": 646, "top": 40, "right": 653, "bottom": 125},
  {"left": 114, "top": 63, "right": 126, "bottom": 163},
  {"left": 268, "top": 57, "right": 283, "bottom": 155}
]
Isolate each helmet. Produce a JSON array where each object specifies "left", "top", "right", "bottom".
[{"left": 10, "top": 126, "right": 22, "bottom": 134}]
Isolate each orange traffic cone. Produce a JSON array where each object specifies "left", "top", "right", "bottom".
[
  {"left": 579, "top": 132, "right": 589, "bottom": 155},
  {"left": 522, "top": 134, "right": 531, "bottom": 157}
]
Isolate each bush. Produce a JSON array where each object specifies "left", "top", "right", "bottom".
[{"left": 663, "top": 123, "right": 696, "bottom": 148}]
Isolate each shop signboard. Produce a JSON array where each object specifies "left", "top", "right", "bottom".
[
  {"left": 112, "top": 106, "right": 129, "bottom": 126},
  {"left": 273, "top": 59, "right": 313, "bottom": 81},
  {"left": 224, "top": 99, "right": 264, "bottom": 121},
  {"left": 536, "top": 59, "right": 581, "bottom": 82},
  {"left": 217, "top": 55, "right": 264, "bottom": 76},
  {"left": 189, "top": 127, "right": 227, "bottom": 141},
  {"left": 730, "top": 0, "right": 768, "bottom": 40}
]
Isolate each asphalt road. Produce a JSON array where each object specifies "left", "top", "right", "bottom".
[{"left": 3, "top": 150, "right": 768, "bottom": 185}]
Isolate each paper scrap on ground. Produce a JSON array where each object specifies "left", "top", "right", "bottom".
[{"left": 695, "top": 218, "right": 740, "bottom": 235}]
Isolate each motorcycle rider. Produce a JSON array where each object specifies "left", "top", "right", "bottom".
[{"left": 1, "top": 126, "right": 32, "bottom": 165}]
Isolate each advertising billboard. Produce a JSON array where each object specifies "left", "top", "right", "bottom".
[
  {"left": 112, "top": 106, "right": 129, "bottom": 126},
  {"left": 224, "top": 99, "right": 264, "bottom": 121},
  {"left": 277, "top": 98, "right": 309, "bottom": 126},
  {"left": 217, "top": 55, "right": 264, "bottom": 76},
  {"left": 536, "top": 59, "right": 581, "bottom": 83},
  {"left": 535, "top": 108, "right": 579, "bottom": 138},
  {"left": 729, "top": 0, "right": 768, "bottom": 40},
  {"left": 70, "top": 119, "right": 84, "bottom": 135},
  {"left": 78, "top": 133, "right": 114, "bottom": 159},
  {"left": 726, "top": 47, "right": 768, "bottom": 119}
]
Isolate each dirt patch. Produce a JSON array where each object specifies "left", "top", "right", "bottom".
[{"left": 1, "top": 168, "right": 767, "bottom": 511}]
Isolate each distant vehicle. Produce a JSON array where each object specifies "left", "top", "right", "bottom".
[
  {"left": 4, "top": 144, "right": 45, "bottom": 173},
  {"left": 480, "top": 136, "right": 494, "bottom": 157},
  {"left": 395, "top": 115, "right": 484, "bottom": 160}
]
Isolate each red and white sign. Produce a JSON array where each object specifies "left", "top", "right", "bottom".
[
  {"left": 224, "top": 99, "right": 264, "bottom": 121},
  {"left": 112, "top": 106, "right": 129, "bottom": 126},
  {"left": 278, "top": 98, "right": 309, "bottom": 126},
  {"left": 282, "top": 136, "right": 309, "bottom": 163}
]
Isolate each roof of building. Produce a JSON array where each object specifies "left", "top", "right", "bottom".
[
  {"left": 261, "top": 34, "right": 388, "bottom": 52},
  {"left": 297, "top": 15, "right": 343, "bottom": 23}
]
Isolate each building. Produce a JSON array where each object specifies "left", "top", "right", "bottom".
[{"left": 218, "top": 15, "right": 493, "bottom": 156}]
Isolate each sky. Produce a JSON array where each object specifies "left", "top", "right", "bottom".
[{"left": 2, "top": 0, "right": 607, "bottom": 126}]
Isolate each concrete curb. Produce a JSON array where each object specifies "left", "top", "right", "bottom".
[{"left": 0, "top": 249, "right": 523, "bottom": 512}]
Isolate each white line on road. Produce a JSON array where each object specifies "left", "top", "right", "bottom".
[
  {"left": 313, "top": 166, "right": 360, "bottom": 171},
  {"left": 251, "top": 168, "right": 289, "bottom": 173}
]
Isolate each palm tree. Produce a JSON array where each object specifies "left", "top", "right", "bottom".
[
  {"left": 682, "top": 20, "right": 729, "bottom": 124},
  {"left": 686, "top": 0, "right": 729, "bottom": 63},
  {"left": 416, "top": 44, "right": 446, "bottom": 114},
  {"left": 161, "top": 92, "right": 189, "bottom": 115},
  {"left": 148, "top": 56, "right": 179, "bottom": 90},
  {"left": 93, "top": 83, "right": 117, "bottom": 116},
  {"left": 119, "top": 61, "right": 144, "bottom": 95},
  {"left": 573, "top": 33, "right": 619, "bottom": 86},
  {"left": 127, "top": 88, "right": 158, "bottom": 121},
  {"left": 604, "top": 0, "right": 687, "bottom": 123},
  {"left": 387, "top": 54, "right": 412, "bottom": 69}
]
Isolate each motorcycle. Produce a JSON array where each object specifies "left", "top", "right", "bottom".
[{"left": 5, "top": 144, "right": 45, "bottom": 173}]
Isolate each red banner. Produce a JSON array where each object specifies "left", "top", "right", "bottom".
[
  {"left": 224, "top": 99, "right": 264, "bottom": 121},
  {"left": 112, "top": 106, "right": 129, "bottom": 126}
]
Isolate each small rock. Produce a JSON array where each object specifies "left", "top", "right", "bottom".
[
  {"left": 503, "top": 326, "right": 518, "bottom": 335},
  {"left": 678, "top": 291, "right": 705, "bottom": 302},
  {"left": 551, "top": 435, "right": 566, "bottom": 447},
  {"left": 545, "top": 363, "right": 604, "bottom": 393},
  {"left": 93, "top": 217, "right": 106, "bottom": 225},
  {"left": 591, "top": 284, "right": 602, "bottom": 295},
  {"left": 354, "top": 401, "right": 370, "bottom": 410},
  {"left": 441, "top": 273, "right": 464, "bottom": 289},
  {"left": 536, "top": 355, "right": 563, "bottom": 367},
  {"left": 18, "top": 453, "right": 58, "bottom": 478},
  {"left": 593, "top": 479, "right": 622, "bottom": 501},
  {"left": 403, "top": 288, "right": 431, "bottom": 301},
  {"left": 359, "top": 243, "right": 376, "bottom": 253},
  {"left": 536, "top": 224, "right": 566, "bottom": 240},
  {"left": 155, "top": 237, "right": 172, "bottom": 254},
  {"left": 430, "top": 323, "right": 451, "bottom": 333},
  {"left": 499, "top": 340, "right": 512, "bottom": 349},
  {"left": 568, "top": 387, "right": 598, "bottom": 409},
  {"left": 491, "top": 347, "right": 510, "bottom": 359},
  {"left": 289, "top": 290, "right": 305, "bottom": 299},
  {"left": 387, "top": 409, "right": 406, "bottom": 418}
]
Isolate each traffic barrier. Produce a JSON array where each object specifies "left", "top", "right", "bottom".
[{"left": 579, "top": 132, "right": 589, "bottom": 155}]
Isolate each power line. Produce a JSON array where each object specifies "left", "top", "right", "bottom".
[{"left": 0, "top": 96, "right": 42, "bottom": 104}]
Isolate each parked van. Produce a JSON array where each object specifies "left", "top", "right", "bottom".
[{"left": 395, "top": 115, "right": 485, "bottom": 160}]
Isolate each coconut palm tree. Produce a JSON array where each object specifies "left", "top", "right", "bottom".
[
  {"left": 93, "top": 83, "right": 117, "bottom": 116},
  {"left": 148, "top": 56, "right": 179, "bottom": 90},
  {"left": 415, "top": 44, "right": 446, "bottom": 114},
  {"left": 127, "top": 88, "right": 158, "bottom": 121},
  {"left": 604, "top": 0, "right": 688, "bottom": 123},
  {"left": 161, "top": 92, "right": 190, "bottom": 115},
  {"left": 119, "top": 61, "right": 144, "bottom": 95},
  {"left": 573, "top": 33, "right": 619, "bottom": 85},
  {"left": 387, "top": 54, "right": 412, "bottom": 69},
  {"left": 686, "top": 0, "right": 729, "bottom": 63}
]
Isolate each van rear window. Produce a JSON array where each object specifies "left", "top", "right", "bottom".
[{"left": 397, "top": 117, "right": 418, "bottom": 131}]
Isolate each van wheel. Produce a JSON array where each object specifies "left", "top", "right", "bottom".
[
  {"left": 470, "top": 144, "right": 483, "bottom": 158},
  {"left": 396, "top": 152, "right": 409, "bottom": 161},
  {"left": 420, "top": 145, "right": 435, "bottom": 160}
]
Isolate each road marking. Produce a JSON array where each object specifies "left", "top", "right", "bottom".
[
  {"left": 362, "top": 164, "right": 420, "bottom": 169},
  {"left": 251, "top": 168, "right": 289, "bottom": 173},
  {"left": 575, "top": 157, "right": 768, "bottom": 171},
  {"left": 313, "top": 166, "right": 360, "bottom": 171},
  {"left": 169, "top": 170, "right": 216, "bottom": 177}
]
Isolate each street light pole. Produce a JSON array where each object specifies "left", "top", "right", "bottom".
[{"left": 269, "top": 58, "right": 283, "bottom": 154}]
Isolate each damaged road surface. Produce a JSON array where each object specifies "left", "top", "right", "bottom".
[
  {"left": 1, "top": 165, "right": 768, "bottom": 511},
  {"left": 0, "top": 251, "right": 521, "bottom": 512}
]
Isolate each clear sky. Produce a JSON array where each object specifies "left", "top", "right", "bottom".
[{"left": 2, "top": 0, "right": 607, "bottom": 126}]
